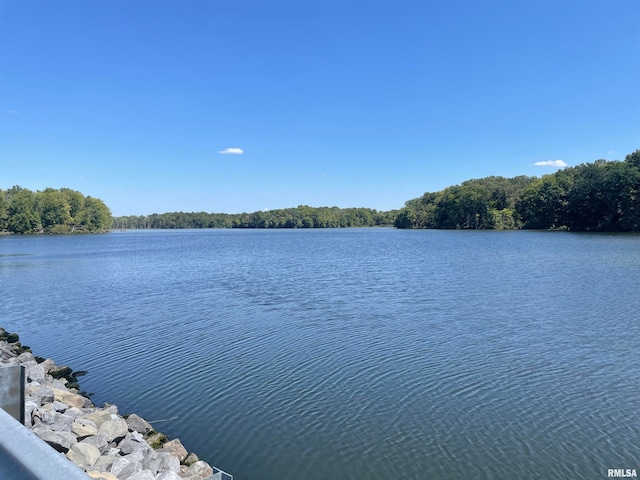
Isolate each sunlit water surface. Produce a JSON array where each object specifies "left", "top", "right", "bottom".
[{"left": 1, "top": 229, "right": 638, "bottom": 479}]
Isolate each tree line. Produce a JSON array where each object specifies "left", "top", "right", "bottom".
[
  {"left": 112, "top": 206, "right": 399, "bottom": 230},
  {"left": 395, "top": 150, "right": 640, "bottom": 231},
  {"left": 4, "top": 150, "right": 638, "bottom": 234},
  {"left": 0, "top": 186, "right": 112, "bottom": 234}
]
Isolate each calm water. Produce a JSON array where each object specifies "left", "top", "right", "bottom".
[{"left": 1, "top": 229, "right": 638, "bottom": 479}]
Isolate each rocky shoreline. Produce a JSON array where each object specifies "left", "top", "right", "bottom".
[{"left": 0, "top": 328, "right": 226, "bottom": 480}]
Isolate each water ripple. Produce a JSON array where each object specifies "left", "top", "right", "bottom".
[{"left": 1, "top": 230, "right": 639, "bottom": 480}]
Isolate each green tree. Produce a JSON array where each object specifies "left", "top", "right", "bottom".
[
  {"left": 8, "top": 189, "right": 41, "bottom": 234},
  {"left": 516, "top": 172, "right": 574, "bottom": 230},
  {"left": 36, "top": 188, "right": 72, "bottom": 232},
  {"left": 0, "top": 190, "right": 8, "bottom": 231},
  {"left": 60, "top": 188, "right": 85, "bottom": 230},
  {"left": 565, "top": 160, "right": 640, "bottom": 231},
  {"left": 79, "top": 197, "right": 112, "bottom": 231},
  {"left": 625, "top": 149, "right": 640, "bottom": 169},
  {"left": 395, "top": 207, "right": 417, "bottom": 228}
]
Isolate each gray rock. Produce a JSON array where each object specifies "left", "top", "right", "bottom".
[
  {"left": 141, "top": 451, "right": 163, "bottom": 474},
  {"left": 89, "top": 455, "right": 118, "bottom": 473},
  {"left": 33, "top": 428, "right": 77, "bottom": 453},
  {"left": 106, "top": 447, "right": 121, "bottom": 456},
  {"left": 36, "top": 408, "right": 57, "bottom": 426},
  {"left": 25, "top": 363, "right": 46, "bottom": 383},
  {"left": 142, "top": 450, "right": 179, "bottom": 475},
  {"left": 65, "top": 407, "right": 83, "bottom": 420},
  {"left": 184, "top": 452, "right": 199, "bottom": 466},
  {"left": 118, "top": 431, "right": 152, "bottom": 456},
  {"left": 82, "top": 410, "right": 112, "bottom": 428},
  {"left": 52, "top": 379, "right": 69, "bottom": 389},
  {"left": 99, "top": 418, "right": 129, "bottom": 442},
  {"left": 52, "top": 400, "right": 69, "bottom": 412},
  {"left": 38, "top": 402, "right": 55, "bottom": 412},
  {"left": 123, "top": 449, "right": 147, "bottom": 465},
  {"left": 17, "top": 351, "right": 35, "bottom": 363},
  {"left": 50, "top": 412, "right": 75, "bottom": 432},
  {"left": 157, "top": 452, "right": 180, "bottom": 473},
  {"left": 185, "top": 460, "right": 214, "bottom": 479},
  {"left": 158, "top": 438, "right": 188, "bottom": 462},
  {"left": 156, "top": 471, "right": 183, "bottom": 480},
  {"left": 110, "top": 457, "right": 142, "bottom": 479},
  {"left": 27, "top": 385, "right": 54, "bottom": 404},
  {"left": 39, "top": 358, "right": 57, "bottom": 373},
  {"left": 128, "top": 471, "right": 156, "bottom": 480},
  {"left": 25, "top": 395, "right": 41, "bottom": 407},
  {"left": 67, "top": 442, "right": 102, "bottom": 468},
  {"left": 73, "top": 419, "right": 99, "bottom": 438},
  {"left": 24, "top": 400, "right": 38, "bottom": 426},
  {"left": 0, "top": 343, "right": 16, "bottom": 360},
  {"left": 80, "top": 433, "right": 110, "bottom": 453},
  {"left": 126, "top": 413, "right": 153, "bottom": 435}
]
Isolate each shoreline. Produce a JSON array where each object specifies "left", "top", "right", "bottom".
[{"left": 0, "top": 328, "right": 229, "bottom": 480}]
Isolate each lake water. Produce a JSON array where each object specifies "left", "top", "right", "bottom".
[{"left": 1, "top": 229, "right": 638, "bottom": 479}]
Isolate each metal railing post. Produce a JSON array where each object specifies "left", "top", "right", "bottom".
[{"left": 0, "top": 365, "right": 25, "bottom": 424}]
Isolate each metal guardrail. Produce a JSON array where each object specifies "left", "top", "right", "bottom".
[{"left": 0, "top": 380, "right": 91, "bottom": 479}]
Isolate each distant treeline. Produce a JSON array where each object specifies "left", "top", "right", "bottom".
[
  {"left": 6, "top": 150, "right": 638, "bottom": 234},
  {"left": 0, "top": 186, "right": 112, "bottom": 234},
  {"left": 395, "top": 150, "right": 640, "bottom": 232},
  {"left": 112, "top": 206, "right": 399, "bottom": 229}
]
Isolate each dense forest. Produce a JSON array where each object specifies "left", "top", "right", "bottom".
[
  {"left": 395, "top": 150, "right": 640, "bottom": 232},
  {"left": 112, "top": 206, "right": 399, "bottom": 229},
  {"left": 3, "top": 150, "right": 638, "bottom": 234},
  {"left": 0, "top": 186, "right": 112, "bottom": 234}
]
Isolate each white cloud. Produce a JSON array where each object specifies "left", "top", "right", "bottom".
[
  {"left": 218, "top": 147, "right": 244, "bottom": 155},
  {"left": 533, "top": 160, "right": 567, "bottom": 167}
]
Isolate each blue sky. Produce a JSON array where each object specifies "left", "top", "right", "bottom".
[{"left": 1, "top": 0, "right": 638, "bottom": 216}]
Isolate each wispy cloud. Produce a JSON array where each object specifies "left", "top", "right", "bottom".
[
  {"left": 7, "top": 109, "right": 20, "bottom": 114},
  {"left": 533, "top": 160, "right": 567, "bottom": 167},
  {"left": 218, "top": 147, "right": 244, "bottom": 155}
]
